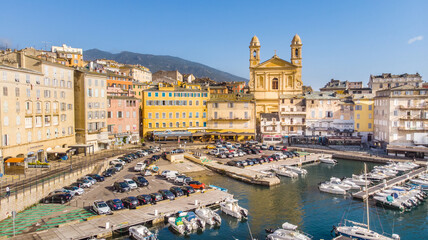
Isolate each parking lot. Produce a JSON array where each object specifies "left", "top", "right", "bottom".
[{"left": 63, "top": 151, "right": 207, "bottom": 210}]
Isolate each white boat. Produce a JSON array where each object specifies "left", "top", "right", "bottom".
[
  {"left": 267, "top": 228, "right": 312, "bottom": 240},
  {"left": 372, "top": 169, "right": 398, "bottom": 177},
  {"left": 325, "top": 177, "right": 353, "bottom": 191},
  {"left": 195, "top": 207, "right": 222, "bottom": 225},
  {"left": 273, "top": 167, "right": 299, "bottom": 178},
  {"left": 285, "top": 166, "right": 308, "bottom": 175},
  {"left": 346, "top": 175, "right": 372, "bottom": 186},
  {"left": 129, "top": 225, "right": 157, "bottom": 240},
  {"left": 182, "top": 211, "right": 206, "bottom": 231},
  {"left": 220, "top": 198, "right": 248, "bottom": 219},
  {"left": 410, "top": 178, "right": 428, "bottom": 186},
  {"left": 333, "top": 164, "right": 401, "bottom": 240},
  {"left": 373, "top": 195, "right": 408, "bottom": 211},
  {"left": 341, "top": 179, "right": 361, "bottom": 190},
  {"left": 319, "top": 156, "right": 337, "bottom": 164},
  {"left": 319, "top": 183, "right": 347, "bottom": 195},
  {"left": 168, "top": 217, "right": 190, "bottom": 235}
]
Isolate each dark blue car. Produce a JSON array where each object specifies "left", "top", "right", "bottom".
[{"left": 106, "top": 199, "right": 124, "bottom": 211}]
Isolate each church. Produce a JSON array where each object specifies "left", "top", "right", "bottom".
[{"left": 248, "top": 34, "right": 303, "bottom": 117}]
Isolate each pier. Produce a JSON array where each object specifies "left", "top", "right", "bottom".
[
  {"left": 352, "top": 167, "right": 427, "bottom": 200},
  {"left": 12, "top": 189, "right": 231, "bottom": 240},
  {"left": 185, "top": 152, "right": 324, "bottom": 186}
]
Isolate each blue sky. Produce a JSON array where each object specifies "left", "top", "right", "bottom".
[{"left": 0, "top": 0, "right": 426, "bottom": 89}]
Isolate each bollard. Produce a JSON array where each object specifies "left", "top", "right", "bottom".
[
  {"left": 106, "top": 222, "right": 110, "bottom": 229},
  {"left": 194, "top": 200, "right": 198, "bottom": 206},
  {"left": 154, "top": 209, "right": 158, "bottom": 216}
]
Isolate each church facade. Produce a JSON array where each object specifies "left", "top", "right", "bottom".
[{"left": 248, "top": 35, "right": 303, "bottom": 117}]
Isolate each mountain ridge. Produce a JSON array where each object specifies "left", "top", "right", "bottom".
[{"left": 83, "top": 49, "right": 248, "bottom": 83}]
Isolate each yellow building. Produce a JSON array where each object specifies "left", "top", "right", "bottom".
[
  {"left": 207, "top": 93, "right": 256, "bottom": 141},
  {"left": 142, "top": 83, "right": 209, "bottom": 140},
  {"left": 249, "top": 35, "right": 303, "bottom": 116},
  {"left": 51, "top": 44, "right": 84, "bottom": 67},
  {"left": 353, "top": 94, "right": 374, "bottom": 143}
]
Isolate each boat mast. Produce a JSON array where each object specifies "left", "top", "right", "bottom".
[{"left": 364, "top": 163, "right": 370, "bottom": 231}]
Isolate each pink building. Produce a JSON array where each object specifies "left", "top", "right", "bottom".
[{"left": 107, "top": 87, "right": 140, "bottom": 144}]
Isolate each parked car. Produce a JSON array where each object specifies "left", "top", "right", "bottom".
[
  {"left": 206, "top": 145, "right": 216, "bottom": 149},
  {"left": 188, "top": 181, "right": 205, "bottom": 190},
  {"left": 134, "top": 162, "right": 147, "bottom": 173},
  {"left": 119, "top": 156, "right": 132, "bottom": 163},
  {"left": 87, "top": 174, "right": 105, "bottom": 182},
  {"left": 83, "top": 176, "right": 96, "bottom": 185},
  {"left": 76, "top": 178, "right": 92, "bottom": 188},
  {"left": 291, "top": 151, "right": 300, "bottom": 157},
  {"left": 49, "top": 189, "right": 75, "bottom": 197},
  {"left": 63, "top": 186, "right": 84, "bottom": 195},
  {"left": 124, "top": 179, "right": 138, "bottom": 190},
  {"left": 103, "top": 168, "right": 116, "bottom": 177},
  {"left": 132, "top": 176, "right": 149, "bottom": 187},
  {"left": 70, "top": 182, "right": 85, "bottom": 189},
  {"left": 106, "top": 199, "right": 125, "bottom": 211},
  {"left": 113, "top": 181, "right": 130, "bottom": 193},
  {"left": 158, "top": 189, "right": 175, "bottom": 200},
  {"left": 181, "top": 186, "right": 196, "bottom": 195},
  {"left": 150, "top": 192, "right": 163, "bottom": 202},
  {"left": 137, "top": 194, "right": 153, "bottom": 205},
  {"left": 114, "top": 164, "right": 123, "bottom": 172},
  {"left": 137, "top": 150, "right": 148, "bottom": 157},
  {"left": 174, "top": 175, "right": 187, "bottom": 184},
  {"left": 183, "top": 177, "right": 193, "bottom": 185},
  {"left": 121, "top": 196, "right": 139, "bottom": 209},
  {"left": 92, "top": 201, "right": 111, "bottom": 215},
  {"left": 42, "top": 193, "right": 72, "bottom": 204},
  {"left": 170, "top": 186, "right": 184, "bottom": 197},
  {"left": 174, "top": 149, "right": 185, "bottom": 153},
  {"left": 271, "top": 154, "right": 280, "bottom": 161},
  {"left": 227, "top": 160, "right": 239, "bottom": 167}
]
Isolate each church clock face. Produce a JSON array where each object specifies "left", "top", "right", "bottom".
[{"left": 294, "top": 60, "right": 299, "bottom": 64}]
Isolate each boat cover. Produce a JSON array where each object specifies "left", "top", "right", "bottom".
[
  {"left": 282, "top": 222, "right": 298, "bottom": 230},
  {"left": 175, "top": 217, "right": 184, "bottom": 225},
  {"left": 186, "top": 212, "right": 196, "bottom": 221}
]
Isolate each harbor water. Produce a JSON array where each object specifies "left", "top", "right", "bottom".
[{"left": 117, "top": 159, "right": 428, "bottom": 240}]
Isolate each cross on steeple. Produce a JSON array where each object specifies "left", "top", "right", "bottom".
[{"left": 274, "top": 50, "right": 277, "bottom": 56}]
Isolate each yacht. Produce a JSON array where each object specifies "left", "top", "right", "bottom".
[
  {"left": 273, "top": 167, "right": 299, "bottom": 178},
  {"left": 220, "top": 198, "right": 248, "bottom": 219},
  {"left": 195, "top": 207, "right": 222, "bottom": 225},
  {"left": 266, "top": 222, "right": 312, "bottom": 240},
  {"left": 128, "top": 225, "right": 157, "bottom": 240},
  {"left": 319, "top": 155, "right": 337, "bottom": 164},
  {"left": 345, "top": 175, "right": 372, "bottom": 186},
  {"left": 285, "top": 166, "right": 308, "bottom": 175},
  {"left": 323, "top": 177, "right": 353, "bottom": 191},
  {"left": 333, "top": 164, "right": 401, "bottom": 240},
  {"left": 341, "top": 179, "right": 361, "bottom": 190},
  {"left": 319, "top": 183, "right": 347, "bottom": 195}
]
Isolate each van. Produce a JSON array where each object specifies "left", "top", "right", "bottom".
[{"left": 165, "top": 171, "right": 179, "bottom": 181}]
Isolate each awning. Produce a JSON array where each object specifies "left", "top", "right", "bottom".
[
  {"left": 5, "top": 158, "right": 25, "bottom": 163},
  {"left": 47, "top": 147, "right": 71, "bottom": 154}
]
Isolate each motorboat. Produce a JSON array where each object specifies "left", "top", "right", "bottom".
[
  {"left": 333, "top": 164, "right": 401, "bottom": 240},
  {"left": 168, "top": 216, "right": 190, "bottom": 235},
  {"left": 341, "top": 179, "right": 361, "bottom": 190},
  {"left": 323, "top": 177, "right": 352, "bottom": 191},
  {"left": 266, "top": 222, "right": 312, "bottom": 240},
  {"left": 195, "top": 207, "right": 222, "bottom": 225},
  {"left": 346, "top": 175, "right": 372, "bottom": 186},
  {"left": 273, "top": 167, "right": 299, "bottom": 178},
  {"left": 373, "top": 194, "right": 408, "bottom": 211},
  {"left": 285, "top": 166, "right": 308, "bottom": 175},
  {"left": 182, "top": 211, "right": 206, "bottom": 231},
  {"left": 361, "top": 172, "right": 388, "bottom": 182},
  {"left": 220, "top": 198, "right": 248, "bottom": 219},
  {"left": 129, "top": 225, "right": 157, "bottom": 240},
  {"left": 319, "top": 183, "right": 347, "bottom": 195},
  {"left": 410, "top": 178, "right": 428, "bottom": 187},
  {"left": 372, "top": 168, "right": 398, "bottom": 177},
  {"left": 319, "top": 155, "right": 337, "bottom": 164}
]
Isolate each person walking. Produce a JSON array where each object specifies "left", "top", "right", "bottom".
[{"left": 6, "top": 186, "right": 10, "bottom": 197}]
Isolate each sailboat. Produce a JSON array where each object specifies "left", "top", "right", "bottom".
[{"left": 332, "top": 164, "right": 401, "bottom": 240}]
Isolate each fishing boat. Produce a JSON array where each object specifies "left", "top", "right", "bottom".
[
  {"left": 195, "top": 207, "right": 222, "bottom": 225},
  {"left": 266, "top": 222, "right": 312, "bottom": 240},
  {"left": 318, "top": 155, "right": 337, "bottom": 164},
  {"left": 128, "top": 225, "right": 157, "bottom": 240},
  {"left": 220, "top": 198, "right": 248, "bottom": 219},
  {"left": 333, "top": 164, "right": 401, "bottom": 240},
  {"left": 168, "top": 216, "right": 190, "bottom": 235}
]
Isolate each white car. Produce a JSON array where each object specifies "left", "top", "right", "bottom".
[
  {"left": 50, "top": 189, "right": 76, "bottom": 197},
  {"left": 174, "top": 175, "right": 187, "bottom": 184},
  {"left": 233, "top": 151, "right": 239, "bottom": 157},
  {"left": 261, "top": 144, "right": 268, "bottom": 150},
  {"left": 165, "top": 172, "right": 179, "bottom": 181},
  {"left": 137, "top": 150, "right": 148, "bottom": 156},
  {"left": 92, "top": 201, "right": 111, "bottom": 215},
  {"left": 84, "top": 176, "right": 96, "bottom": 185},
  {"left": 64, "top": 186, "right": 84, "bottom": 195},
  {"left": 110, "top": 159, "right": 125, "bottom": 166},
  {"left": 225, "top": 143, "right": 233, "bottom": 149},
  {"left": 124, "top": 179, "right": 138, "bottom": 189},
  {"left": 134, "top": 162, "right": 146, "bottom": 172},
  {"left": 238, "top": 151, "right": 244, "bottom": 157}
]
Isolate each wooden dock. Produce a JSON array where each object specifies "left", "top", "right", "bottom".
[
  {"left": 11, "top": 189, "right": 232, "bottom": 240},
  {"left": 352, "top": 167, "right": 427, "bottom": 200}
]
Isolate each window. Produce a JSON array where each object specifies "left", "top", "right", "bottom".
[
  {"left": 35, "top": 116, "right": 42, "bottom": 127},
  {"left": 195, "top": 112, "right": 199, "bottom": 118},
  {"left": 176, "top": 122, "right": 179, "bottom": 127},
  {"left": 182, "top": 112, "right": 186, "bottom": 118},
  {"left": 155, "top": 92, "right": 158, "bottom": 97},
  {"left": 356, "top": 123, "right": 360, "bottom": 129},
  {"left": 176, "top": 112, "right": 179, "bottom": 118},
  {"left": 203, "top": 112, "right": 206, "bottom": 118},
  {"left": 162, "top": 113, "right": 166, "bottom": 119},
  {"left": 393, "top": 110, "right": 398, "bottom": 116},
  {"left": 318, "top": 110, "right": 322, "bottom": 118},
  {"left": 406, "top": 134, "right": 412, "bottom": 141},
  {"left": 182, "top": 122, "right": 186, "bottom": 127},
  {"left": 155, "top": 122, "right": 159, "bottom": 128},
  {"left": 26, "top": 88, "right": 31, "bottom": 97},
  {"left": 2, "top": 134, "right": 9, "bottom": 146},
  {"left": 368, "top": 105, "right": 372, "bottom": 110},
  {"left": 189, "top": 112, "right": 193, "bottom": 118},
  {"left": 214, "top": 122, "right": 218, "bottom": 128},
  {"left": 3, "top": 87, "right": 7, "bottom": 96},
  {"left": 357, "top": 114, "right": 360, "bottom": 119},
  {"left": 229, "top": 112, "right": 233, "bottom": 119},
  {"left": 27, "top": 132, "right": 32, "bottom": 143},
  {"left": 169, "top": 122, "right": 173, "bottom": 128},
  {"left": 272, "top": 78, "right": 279, "bottom": 90},
  {"left": 244, "top": 112, "right": 248, "bottom": 119},
  {"left": 229, "top": 121, "right": 233, "bottom": 128},
  {"left": 369, "top": 114, "right": 372, "bottom": 119},
  {"left": 148, "top": 92, "right": 152, "bottom": 97},
  {"left": 368, "top": 123, "right": 372, "bottom": 129},
  {"left": 244, "top": 122, "right": 249, "bottom": 128},
  {"left": 195, "top": 100, "right": 199, "bottom": 106},
  {"left": 244, "top": 102, "right": 249, "bottom": 108},
  {"left": 169, "top": 112, "right": 173, "bottom": 119},
  {"left": 326, "top": 111, "right": 333, "bottom": 118},
  {"left": 356, "top": 105, "right": 362, "bottom": 110},
  {"left": 126, "top": 111, "right": 130, "bottom": 118},
  {"left": 155, "top": 113, "right": 159, "bottom": 119},
  {"left": 212, "top": 103, "right": 218, "bottom": 108},
  {"left": 228, "top": 102, "right": 234, "bottom": 108},
  {"left": 148, "top": 123, "right": 152, "bottom": 128},
  {"left": 117, "top": 111, "right": 123, "bottom": 118}
]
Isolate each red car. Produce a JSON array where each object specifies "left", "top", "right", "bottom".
[
  {"left": 281, "top": 146, "right": 288, "bottom": 151},
  {"left": 188, "top": 181, "right": 205, "bottom": 190}
]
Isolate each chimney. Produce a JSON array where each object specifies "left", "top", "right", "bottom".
[{"left": 19, "top": 51, "right": 26, "bottom": 68}]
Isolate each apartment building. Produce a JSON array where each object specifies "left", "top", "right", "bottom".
[
  {"left": 51, "top": 44, "right": 84, "bottom": 67},
  {"left": 142, "top": 83, "right": 209, "bottom": 139},
  {"left": 353, "top": 94, "right": 374, "bottom": 143},
  {"left": 107, "top": 87, "right": 140, "bottom": 144},
  {"left": 207, "top": 93, "right": 256, "bottom": 141},
  {"left": 120, "top": 65, "right": 152, "bottom": 83},
  {"left": 279, "top": 95, "right": 306, "bottom": 137},
  {"left": 374, "top": 86, "right": 427, "bottom": 157},
  {"left": 74, "top": 70, "right": 109, "bottom": 152},
  {"left": 369, "top": 73, "right": 422, "bottom": 92},
  {"left": 260, "top": 113, "right": 281, "bottom": 144},
  {"left": 0, "top": 55, "right": 76, "bottom": 167}
]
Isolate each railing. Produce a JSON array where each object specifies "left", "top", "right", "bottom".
[
  {"left": 399, "top": 105, "right": 428, "bottom": 110},
  {"left": 399, "top": 116, "right": 427, "bottom": 121},
  {"left": 211, "top": 117, "right": 250, "bottom": 121},
  {"left": 280, "top": 111, "right": 306, "bottom": 115},
  {"left": 280, "top": 122, "right": 305, "bottom": 126},
  {"left": 398, "top": 127, "right": 428, "bottom": 131},
  {"left": 36, "top": 109, "right": 42, "bottom": 114}
]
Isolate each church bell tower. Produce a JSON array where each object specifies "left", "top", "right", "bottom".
[
  {"left": 290, "top": 34, "right": 302, "bottom": 67},
  {"left": 249, "top": 35, "right": 260, "bottom": 67}
]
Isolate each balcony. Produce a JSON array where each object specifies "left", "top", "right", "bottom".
[
  {"left": 211, "top": 117, "right": 250, "bottom": 121},
  {"left": 36, "top": 109, "right": 42, "bottom": 115},
  {"left": 399, "top": 105, "right": 428, "bottom": 110},
  {"left": 26, "top": 110, "right": 33, "bottom": 116},
  {"left": 52, "top": 109, "right": 59, "bottom": 115},
  {"left": 280, "top": 122, "right": 306, "bottom": 126},
  {"left": 280, "top": 111, "right": 306, "bottom": 115},
  {"left": 399, "top": 116, "right": 428, "bottom": 121},
  {"left": 398, "top": 127, "right": 428, "bottom": 131},
  {"left": 88, "top": 129, "right": 102, "bottom": 134}
]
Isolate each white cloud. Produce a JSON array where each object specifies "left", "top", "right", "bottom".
[{"left": 408, "top": 36, "right": 423, "bottom": 44}]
